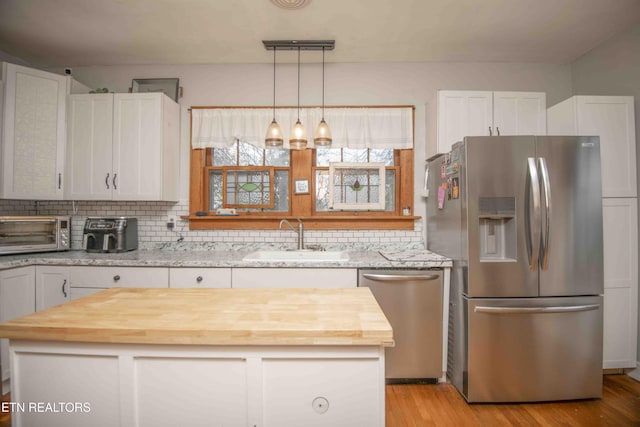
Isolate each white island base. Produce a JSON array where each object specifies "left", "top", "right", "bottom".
[{"left": 9, "top": 340, "right": 385, "bottom": 427}]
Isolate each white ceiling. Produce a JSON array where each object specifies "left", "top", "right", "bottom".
[{"left": 1, "top": 0, "right": 639, "bottom": 67}]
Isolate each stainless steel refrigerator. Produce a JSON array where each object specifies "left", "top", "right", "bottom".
[{"left": 427, "top": 136, "right": 603, "bottom": 403}]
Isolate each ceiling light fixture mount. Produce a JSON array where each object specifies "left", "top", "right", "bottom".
[
  {"left": 270, "top": 0, "right": 312, "bottom": 10},
  {"left": 262, "top": 40, "right": 335, "bottom": 52}
]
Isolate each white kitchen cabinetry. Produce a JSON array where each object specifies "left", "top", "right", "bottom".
[
  {"left": 434, "top": 90, "right": 546, "bottom": 156},
  {"left": 0, "top": 266, "right": 35, "bottom": 393},
  {"left": 547, "top": 96, "right": 636, "bottom": 198},
  {"left": 68, "top": 266, "right": 169, "bottom": 300},
  {"left": 232, "top": 268, "right": 357, "bottom": 288},
  {"left": 169, "top": 268, "right": 232, "bottom": 288},
  {"left": 602, "top": 198, "right": 638, "bottom": 369},
  {"left": 35, "top": 265, "right": 71, "bottom": 310},
  {"left": 66, "top": 93, "right": 180, "bottom": 201},
  {"left": 548, "top": 95, "right": 637, "bottom": 369},
  {"left": 0, "top": 63, "right": 67, "bottom": 199}
]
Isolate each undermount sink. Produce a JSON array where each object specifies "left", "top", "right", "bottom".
[{"left": 243, "top": 250, "right": 348, "bottom": 262}]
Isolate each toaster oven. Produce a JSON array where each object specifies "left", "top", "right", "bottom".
[{"left": 0, "top": 216, "right": 71, "bottom": 255}]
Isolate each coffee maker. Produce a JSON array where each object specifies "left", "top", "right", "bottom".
[{"left": 82, "top": 217, "right": 138, "bottom": 253}]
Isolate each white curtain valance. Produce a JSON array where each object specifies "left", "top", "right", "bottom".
[{"left": 191, "top": 107, "right": 413, "bottom": 150}]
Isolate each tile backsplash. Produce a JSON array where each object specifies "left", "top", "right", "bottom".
[{"left": 0, "top": 199, "right": 424, "bottom": 251}]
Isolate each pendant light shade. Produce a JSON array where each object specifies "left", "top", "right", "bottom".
[
  {"left": 289, "top": 47, "right": 307, "bottom": 150},
  {"left": 314, "top": 46, "right": 332, "bottom": 147},
  {"left": 265, "top": 48, "right": 284, "bottom": 147}
]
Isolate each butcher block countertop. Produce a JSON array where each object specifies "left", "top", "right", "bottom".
[{"left": 0, "top": 287, "right": 394, "bottom": 347}]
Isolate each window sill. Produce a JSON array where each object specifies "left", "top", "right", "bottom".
[{"left": 184, "top": 215, "right": 420, "bottom": 230}]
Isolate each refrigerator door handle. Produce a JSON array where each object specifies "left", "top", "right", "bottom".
[
  {"left": 538, "top": 157, "right": 552, "bottom": 270},
  {"left": 526, "top": 157, "right": 541, "bottom": 271},
  {"left": 474, "top": 304, "right": 600, "bottom": 314},
  {"left": 361, "top": 273, "right": 440, "bottom": 282}
]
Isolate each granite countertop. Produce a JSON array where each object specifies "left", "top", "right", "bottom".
[
  {"left": 0, "top": 287, "right": 394, "bottom": 346},
  {"left": 0, "top": 245, "right": 452, "bottom": 270}
]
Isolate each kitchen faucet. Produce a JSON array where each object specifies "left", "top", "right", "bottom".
[{"left": 279, "top": 218, "right": 304, "bottom": 250}]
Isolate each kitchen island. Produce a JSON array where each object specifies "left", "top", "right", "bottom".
[{"left": 0, "top": 287, "right": 393, "bottom": 427}]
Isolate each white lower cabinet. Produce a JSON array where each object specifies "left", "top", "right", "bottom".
[
  {"left": 35, "top": 266, "right": 70, "bottom": 310},
  {"left": 232, "top": 268, "right": 357, "bottom": 288},
  {"left": 134, "top": 357, "right": 247, "bottom": 426},
  {"left": 602, "top": 198, "right": 638, "bottom": 368},
  {"left": 262, "top": 358, "right": 381, "bottom": 427},
  {"left": 68, "top": 266, "right": 169, "bottom": 300},
  {"left": 169, "top": 268, "right": 231, "bottom": 288},
  {"left": 0, "top": 266, "right": 35, "bottom": 394}
]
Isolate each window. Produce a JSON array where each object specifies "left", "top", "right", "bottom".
[{"left": 188, "top": 106, "right": 416, "bottom": 230}]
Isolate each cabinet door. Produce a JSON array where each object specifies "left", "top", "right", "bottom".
[
  {"left": 577, "top": 96, "right": 636, "bottom": 198},
  {"left": 602, "top": 198, "right": 638, "bottom": 368},
  {"left": 66, "top": 94, "right": 114, "bottom": 199},
  {"left": 493, "top": 91, "right": 546, "bottom": 135},
  {"left": 263, "top": 358, "right": 382, "bottom": 427},
  {"left": 1, "top": 63, "right": 67, "bottom": 199},
  {"left": 35, "top": 266, "right": 71, "bottom": 310},
  {"left": 437, "top": 91, "right": 492, "bottom": 155},
  {"left": 0, "top": 266, "right": 35, "bottom": 390},
  {"left": 112, "top": 93, "right": 163, "bottom": 200}
]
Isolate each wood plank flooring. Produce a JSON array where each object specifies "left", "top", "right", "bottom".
[
  {"left": 1, "top": 374, "right": 638, "bottom": 426},
  {"left": 386, "top": 375, "right": 640, "bottom": 426}
]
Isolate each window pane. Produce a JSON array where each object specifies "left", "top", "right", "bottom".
[
  {"left": 212, "top": 146, "right": 236, "bottom": 166},
  {"left": 209, "top": 170, "right": 223, "bottom": 210},
  {"left": 238, "top": 141, "right": 263, "bottom": 166},
  {"left": 342, "top": 148, "right": 368, "bottom": 163},
  {"left": 265, "top": 149, "right": 290, "bottom": 166},
  {"left": 385, "top": 170, "right": 395, "bottom": 211},
  {"left": 370, "top": 149, "right": 394, "bottom": 166},
  {"left": 265, "top": 170, "right": 289, "bottom": 212},
  {"left": 225, "top": 169, "right": 272, "bottom": 208},
  {"left": 316, "top": 148, "right": 341, "bottom": 167},
  {"left": 315, "top": 170, "right": 331, "bottom": 211}
]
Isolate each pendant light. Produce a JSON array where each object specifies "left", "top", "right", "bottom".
[
  {"left": 314, "top": 46, "right": 332, "bottom": 147},
  {"left": 289, "top": 47, "right": 308, "bottom": 150},
  {"left": 265, "top": 47, "right": 284, "bottom": 147}
]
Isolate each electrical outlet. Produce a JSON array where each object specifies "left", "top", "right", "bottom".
[{"left": 166, "top": 217, "right": 175, "bottom": 230}]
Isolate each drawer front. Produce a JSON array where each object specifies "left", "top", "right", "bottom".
[
  {"left": 169, "top": 268, "right": 231, "bottom": 289},
  {"left": 69, "top": 266, "right": 169, "bottom": 288},
  {"left": 232, "top": 268, "right": 357, "bottom": 289}
]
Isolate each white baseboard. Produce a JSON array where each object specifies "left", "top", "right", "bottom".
[{"left": 627, "top": 362, "right": 640, "bottom": 382}]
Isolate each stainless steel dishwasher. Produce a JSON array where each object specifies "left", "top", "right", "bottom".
[{"left": 359, "top": 269, "right": 443, "bottom": 382}]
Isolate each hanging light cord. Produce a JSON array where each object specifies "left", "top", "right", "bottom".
[
  {"left": 272, "top": 48, "right": 277, "bottom": 120},
  {"left": 297, "top": 47, "right": 301, "bottom": 120},
  {"left": 321, "top": 46, "right": 325, "bottom": 120}
]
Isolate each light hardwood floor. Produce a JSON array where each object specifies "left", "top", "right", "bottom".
[
  {"left": 386, "top": 374, "right": 640, "bottom": 426},
  {"left": 1, "top": 374, "right": 638, "bottom": 426}
]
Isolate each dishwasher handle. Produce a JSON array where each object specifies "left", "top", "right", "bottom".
[
  {"left": 362, "top": 273, "right": 440, "bottom": 282},
  {"left": 474, "top": 304, "right": 600, "bottom": 314}
]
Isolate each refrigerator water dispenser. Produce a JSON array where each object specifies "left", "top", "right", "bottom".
[{"left": 478, "top": 197, "right": 516, "bottom": 262}]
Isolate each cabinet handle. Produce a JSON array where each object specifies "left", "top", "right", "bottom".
[
  {"left": 58, "top": 173, "right": 62, "bottom": 189},
  {"left": 488, "top": 126, "right": 493, "bottom": 136},
  {"left": 113, "top": 275, "right": 120, "bottom": 282},
  {"left": 196, "top": 276, "right": 203, "bottom": 283},
  {"left": 105, "top": 173, "right": 110, "bottom": 189},
  {"left": 113, "top": 174, "right": 118, "bottom": 190},
  {"left": 496, "top": 126, "right": 500, "bottom": 136},
  {"left": 62, "top": 279, "right": 67, "bottom": 298}
]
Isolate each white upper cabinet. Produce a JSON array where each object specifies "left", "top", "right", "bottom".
[
  {"left": 434, "top": 90, "right": 546, "bottom": 157},
  {"left": 66, "top": 93, "right": 180, "bottom": 201},
  {"left": 1, "top": 63, "right": 68, "bottom": 199},
  {"left": 547, "top": 96, "right": 636, "bottom": 198}
]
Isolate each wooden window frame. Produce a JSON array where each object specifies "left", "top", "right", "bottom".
[{"left": 187, "top": 106, "right": 417, "bottom": 230}]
